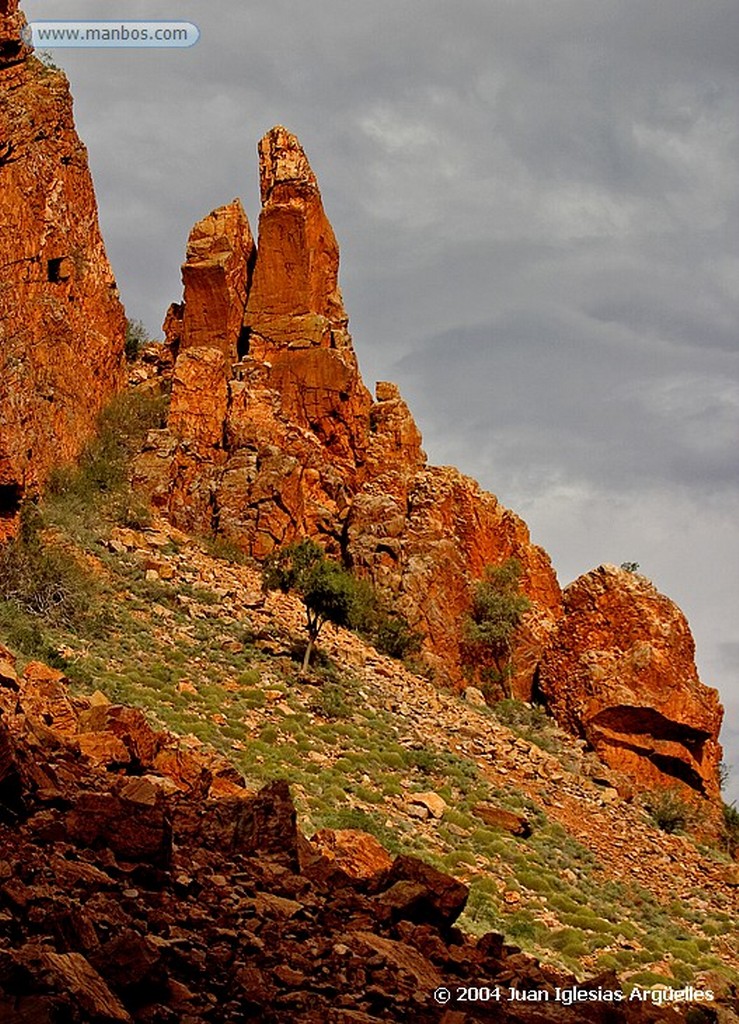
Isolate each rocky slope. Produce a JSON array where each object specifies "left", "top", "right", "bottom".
[
  {"left": 0, "top": 0, "right": 126, "bottom": 539},
  {"left": 0, "top": 539, "right": 737, "bottom": 1020},
  {"left": 132, "top": 127, "right": 723, "bottom": 814},
  {"left": 0, "top": 6, "right": 734, "bottom": 1015}
]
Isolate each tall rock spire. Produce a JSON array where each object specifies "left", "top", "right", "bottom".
[{"left": 244, "top": 126, "right": 347, "bottom": 343}]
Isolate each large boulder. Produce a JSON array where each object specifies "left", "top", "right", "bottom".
[{"left": 538, "top": 564, "right": 724, "bottom": 804}]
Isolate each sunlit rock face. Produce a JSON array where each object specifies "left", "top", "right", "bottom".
[{"left": 0, "top": 3, "right": 126, "bottom": 537}]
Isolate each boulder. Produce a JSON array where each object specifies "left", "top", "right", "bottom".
[
  {"left": 374, "top": 855, "right": 469, "bottom": 929},
  {"left": 539, "top": 564, "right": 723, "bottom": 805},
  {"left": 472, "top": 803, "right": 532, "bottom": 837},
  {"left": 233, "top": 778, "right": 299, "bottom": 869},
  {"left": 65, "top": 791, "right": 172, "bottom": 867},
  {"left": 303, "top": 828, "right": 394, "bottom": 886}
]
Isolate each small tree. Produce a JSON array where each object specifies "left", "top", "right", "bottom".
[
  {"left": 262, "top": 540, "right": 359, "bottom": 672},
  {"left": 125, "top": 319, "right": 150, "bottom": 362},
  {"left": 462, "top": 558, "right": 531, "bottom": 699}
]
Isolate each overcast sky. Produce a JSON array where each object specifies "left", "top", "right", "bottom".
[{"left": 23, "top": 0, "right": 739, "bottom": 802}]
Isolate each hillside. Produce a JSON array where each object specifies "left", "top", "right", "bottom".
[{"left": 0, "top": 413, "right": 736, "bottom": 1018}]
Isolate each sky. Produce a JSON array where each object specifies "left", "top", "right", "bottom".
[{"left": 22, "top": 0, "right": 739, "bottom": 802}]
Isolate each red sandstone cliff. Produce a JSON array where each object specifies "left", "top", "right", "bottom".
[{"left": 0, "top": 1, "right": 126, "bottom": 538}]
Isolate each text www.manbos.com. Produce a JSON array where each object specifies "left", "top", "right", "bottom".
[{"left": 24, "top": 22, "right": 200, "bottom": 48}]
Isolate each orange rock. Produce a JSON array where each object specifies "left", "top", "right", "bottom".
[
  {"left": 0, "top": 642, "right": 18, "bottom": 689},
  {"left": 308, "top": 828, "right": 394, "bottom": 882},
  {"left": 169, "top": 346, "right": 230, "bottom": 447},
  {"left": 247, "top": 125, "right": 346, "bottom": 329},
  {"left": 346, "top": 464, "right": 562, "bottom": 694},
  {"left": 178, "top": 200, "right": 255, "bottom": 360},
  {"left": 0, "top": 17, "right": 126, "bottom": 530},
  {"left": 538, "top": 564, "right": 724, "bottom": 804},
  {"left": 19, "top": 662, "right": 78, "bottom": 738},
  {"left": 76, "top": 732, "right": 131, "bottom": 767},
  {"left": 0, "top": 0, "right": 30, "bottom": 70}
]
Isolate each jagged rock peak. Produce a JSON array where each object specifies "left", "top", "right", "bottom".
[
  {"left": 185, "top": 198, "right": 253, "bottom": 263},
  {"left": 258, "top": 124, "right": 319, "bottom": 204},
  {"left": 0, "top": 0, "right": 31, "bottom": 69}
]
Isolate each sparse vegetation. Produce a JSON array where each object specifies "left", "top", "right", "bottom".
[
  {"left": 722, "top": 801, "right": 739, "bottom": 858},
  {"left": 124, "top": 318, "right": 150, "bottom": 362},
  {"left": 461, "top": 558, "right": 530, "bottom": 699},
  {"left": 0, "top": 502, "right": 94, "bottom": 628},
  {"left": 620, "top": 561, "right": 640, "bottom": 573},
  {"left": 0, "top": 390, "right": 735, "bottom": 989},
  {"left": 45, "top": 389, "right": 168, "bottom": 536},
  {"left": 373, "top": 610, "right": 424, "bottom": 660},
  {"left": 643, "top": 788, "right": 697, "bottom": 834}
]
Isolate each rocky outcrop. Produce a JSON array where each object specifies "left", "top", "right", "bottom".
[
  {"left": 131, "top": 125, "right": 724, "bottom": 805},
  {"left": 0, "top": 0, "right": 30, "bottom": 69},
  {"left": 134, "top": 126, "right": 561, "bottom": 694},
  {"left": 164, "top": 199, "right": 255, "bottom": 360},
  {"left": 0, "top": 653, "right": 704, "bottom": 1022},
  {"left": 345, "top": 464, "right": 562, "bottom": 695},
  {"left": 538, "top": 565, "right": 724, "bottom": 805},
  {"left": 0, "top": 2, "right": 126, "bottom": 538}
]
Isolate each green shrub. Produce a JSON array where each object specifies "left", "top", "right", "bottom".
[
  {"left": 493, "top": 698, "right": 549, "bottom": 731},
  {"left": 722, "top": 801, "right": 739, "bottom": 857},
  {"left": 373, "top": 612, "right": 424, "bottom": 659},
  {"left": 238, "top": 668, "right": 262, "bottom": 687},
  {"left": 461, "top": 558, "right": 530, "bottom": 698},
  {"left": 644, "top": 788, "right": 696, "bottom": 834},
  {"left": 124, "top": 318, "right": 150, "bottom": 362},
  {"left": 0, "top": 504, "right": 95, "bottom": 628},
  {"left": 46, "top": 390, "right": 167, "bottom": 532},
  {"left": 313, "top": 681, "right": 350, "bottom": 719}
]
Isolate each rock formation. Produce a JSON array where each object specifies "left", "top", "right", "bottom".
[
  {"left": 0, "top": 1, "right": 126, "bottom": 538},
  {"left": 0, "top": 647, "right": 708, "bottom": 1022},
  {"left": 134, "top": 125, "right": 561, "bottom": 699},
  {"left": 133, "top": 126, "right": 725, "bottom": 809},
  {"left": 538, "top": 565, "right": 724, "bottom": 805}
]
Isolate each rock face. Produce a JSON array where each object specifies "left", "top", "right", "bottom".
[
  {"left": 0, "top": 3, "right": 126, "bottom": 538},
  {"left": 134, "top": 126, "right": 561, "bottom": 695},
  {"left": 165, "top": 199, "right": 255, "bottom": 360},
  {"left": 538, "top": 565, "right": 724, "bottom": 803}
]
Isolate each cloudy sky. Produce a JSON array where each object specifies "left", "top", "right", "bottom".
[{"left": 23, "top": 0, "right": 739, "bottom": 801}]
